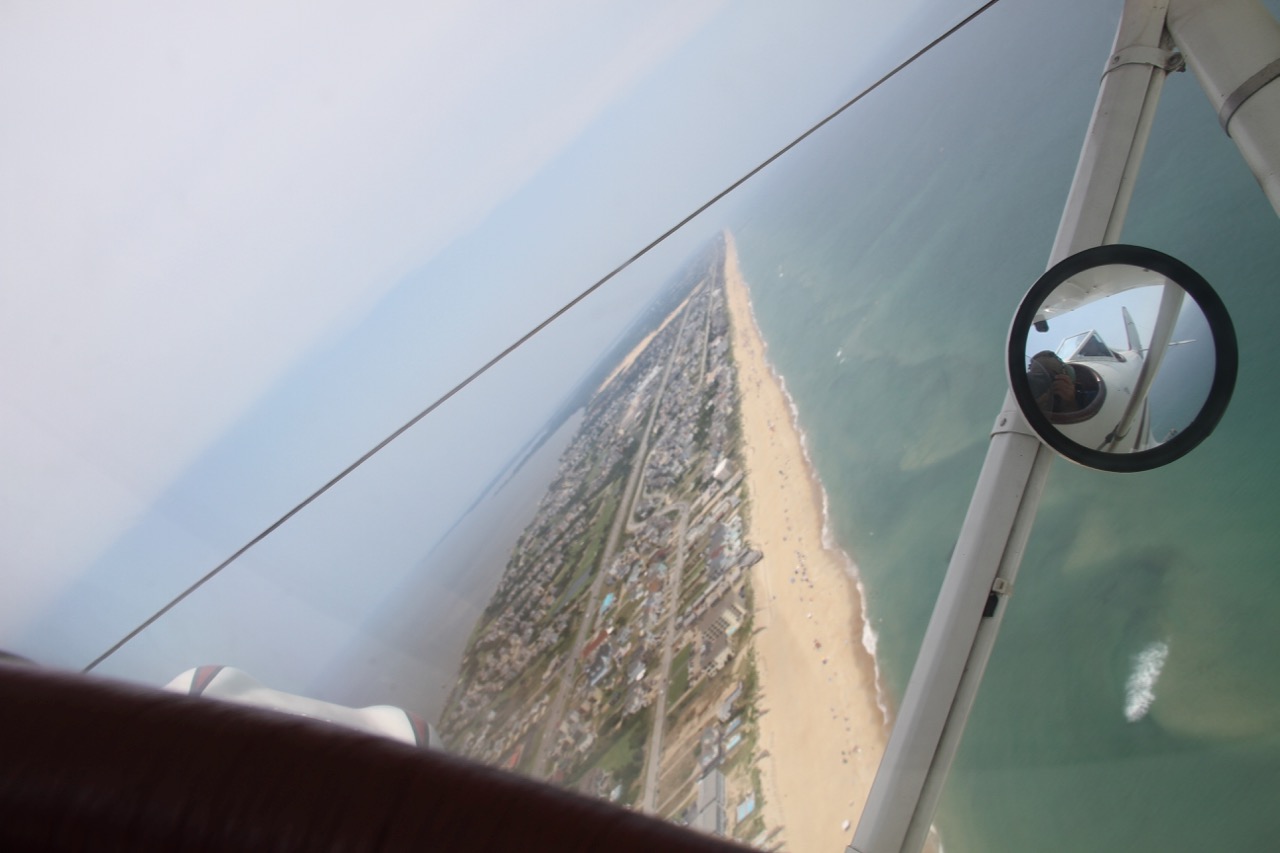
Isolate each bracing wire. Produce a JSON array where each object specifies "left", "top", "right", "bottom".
[{"left": 84, "top": 0, "right": 1004, "bottom": 672}]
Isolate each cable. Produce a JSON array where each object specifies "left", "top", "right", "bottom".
[{"left": 83, "top": 0, "right": 1005, "bottom": 672}]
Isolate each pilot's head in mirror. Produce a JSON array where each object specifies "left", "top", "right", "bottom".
[{"left": 1028, "top": 350, "right": 1080, "bottom": 414}]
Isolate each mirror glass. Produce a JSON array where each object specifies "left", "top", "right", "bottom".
[{"left": 1009, "top": 246, "right": 1236, "bottom": 472}]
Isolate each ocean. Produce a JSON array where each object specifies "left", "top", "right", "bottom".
[{"left": 724, "top": 0, "right": 1280, "bottom": 850}]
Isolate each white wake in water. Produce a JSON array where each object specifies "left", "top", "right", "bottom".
[{"left": 1124, "top": 639, "right": 1170, "bottom": 722}]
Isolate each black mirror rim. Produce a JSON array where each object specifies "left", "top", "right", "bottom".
[{"left": 1007, "top": 244, "right": 1238, "bottom": 473}]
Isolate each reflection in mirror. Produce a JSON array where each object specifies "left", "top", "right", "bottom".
[
  {"left": 1008, "top": 245, "right": 1237, "bottom": 473},
  {"left": 1023, "top": 270, "right": 1214, "bottom": 454}
]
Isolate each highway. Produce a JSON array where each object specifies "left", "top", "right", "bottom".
[
  {"left": 639, "top": 501, "right": 690, "bottom": 813},
  {"left": 529, "top": 289, "right": 697, "bottom": 778}
]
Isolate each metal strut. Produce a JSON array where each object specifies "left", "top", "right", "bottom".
[
  {"left": 848, "top": 1, "right": 1178, "bottom": 851},
  {"left": 1218, "top": 56, "right": 1280, "bottom": 133}
]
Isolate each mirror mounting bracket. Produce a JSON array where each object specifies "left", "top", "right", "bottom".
[{"left": 991, "top": 406, "right": 1037, "bottom": 439}]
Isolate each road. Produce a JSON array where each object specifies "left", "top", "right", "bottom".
[
  {"left": 529, "top": 291, "right": 696, "bottom": 778},
  {"left": 639, "top": 501, "right": 690, "bottom": 814}
]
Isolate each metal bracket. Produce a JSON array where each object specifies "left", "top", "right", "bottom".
[
  {"left": 1219, "top": 56, "right": 1280, "bottom": 135},
  {"left": 1103, "top": 44, "right": 1185, "bottom": 77},
  {"left": 991, "top": 407, "right": 1037, "bottom": 438},
  {"left": 991, "top": 577, "right": 1013, "bottom": 597}
]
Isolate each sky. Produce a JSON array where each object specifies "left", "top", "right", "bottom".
[{"left": 1, "top": 0, "right": 979, "bottom": 672}]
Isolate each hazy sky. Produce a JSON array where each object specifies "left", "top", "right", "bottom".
[{"left": 2, "top": 0, "right": 979, "bottom": 672}]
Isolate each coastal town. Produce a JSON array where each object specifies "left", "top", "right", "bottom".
[
  {"left": 442, "top": 232, "right": 889, "bottom": 853},
  {"left": 440, "top": 235, "right": 775, "bottom": 844}
]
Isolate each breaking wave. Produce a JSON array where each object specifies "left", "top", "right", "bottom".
[
  {"left": 746, "top": 292, "right": 892, "bottom": 728},
  {"left": 1124, "top": 639, "right": 1170, "bottom": 722}
]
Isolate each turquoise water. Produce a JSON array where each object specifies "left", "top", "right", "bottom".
[{"left": 728, "top": 0, "right": 1280, "bottom": 849}]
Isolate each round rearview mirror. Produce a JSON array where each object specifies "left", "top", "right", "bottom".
[{"left": 1008, "top": 244, "right": 1237, "bottom": 472}]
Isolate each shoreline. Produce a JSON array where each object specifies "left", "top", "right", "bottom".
[
  {"left": 722, "top": 231, "right": 889, "bottom": 852},
  {"left": 770, "top": 360, "right": 892, "bottom": 731}
]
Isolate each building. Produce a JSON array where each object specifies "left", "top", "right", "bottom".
[{"left": 692, "top": 769, "right": 726, "bottom": 836}]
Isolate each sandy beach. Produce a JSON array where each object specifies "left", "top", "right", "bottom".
[{"left": 722, "top": 232, "right": 888, "bottom": 852}]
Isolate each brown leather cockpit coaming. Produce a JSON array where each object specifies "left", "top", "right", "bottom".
[{"left": 0, "top": 663, "right": 752, "bottom": 852}]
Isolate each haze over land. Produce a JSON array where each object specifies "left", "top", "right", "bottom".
[{"left": 2, "top": 0, "right": 971, "bottom": 663}]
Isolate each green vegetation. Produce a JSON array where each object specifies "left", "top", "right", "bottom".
[
  {"left": 693, "top": 398, "right": 713, "bottom": 446},
  {"left": 614, "top": 596, "right": 640, "bottom": 629},
  {"left": 741, "top": 648, "right": 759, "bottom": 710},
  {"left": 678, "top": 559, "right": 709, "bottom": 612},
  {"left": 731, "top": 764, "right": 767, "bottom": 841},
  {"left": 516, "top": 728, "right": 544, "bottom": 775},
  {"left": 552, "top": 487, "right": 618, "bottom": 610},
  {"left": 597, "top": 715, "right": 646, "bottom": 775},
  {"left": 550, "top": 609, "right": 583, "bottom": 660},
  {"left": 606, "top": 436, "right": 641, "bottom": 487},
  {"left": 734, "top": 811, "right": 766, "bottom": 841},
  {"left": 572, "top": 707, "right": 652, "bottom": 803},
  {"left": 666, "top": 644, "right": 693, "bottom": 705},
  {"left": 738, "top": 581, "right": 755, "bottom": 637}
]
